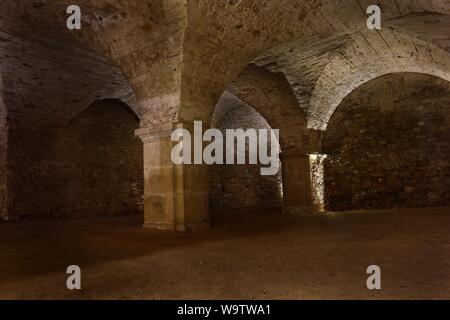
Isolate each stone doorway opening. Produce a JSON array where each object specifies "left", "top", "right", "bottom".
[{"left": 208, "top": 91, "right": 283, "bottom": 218}]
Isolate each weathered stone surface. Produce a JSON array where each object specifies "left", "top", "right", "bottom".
[
  {"left": 0, "top": 0, "right": 449, "bottom": 226},
  {"left": 52, "top": 99, "right": 143, "bottom": 218},
  {"left": 281, "top": 155, "right": 313, "bottom": 215},
  {"left": 137, "top": 122, "right": 210, "bottom": 231},
  {"left": 180, "top": 1, "right": 450, "bottom": 127},
  {"left": 0, "top": 23, "right": 136, "bottom": 220},
  {"left": 7, "top": 99, "right": 143, "bottom": 220},
  {"left": 255, "top": 29, "right": 450, "bottom": 130},
  {"left": 3, "top": 1, "right": 449, "bottom": 127},
  {"left": 209, "top": 91, "right": 282, "bottom": 211},
  {"left": 323, "top": 73, "right": 450, "bottom": 211},
  {"left": 228, "top": 65, "right": 320, "bottom": 155}
]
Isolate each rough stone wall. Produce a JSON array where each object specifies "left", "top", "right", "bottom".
[
  {"left": 209, "top": 92, "right": 282, "bottom": 211},
  {"left": 0, "top": 28, "right": 137, "bottom": 220},
  {"left": 1, "top": 1, "right": 449, "bottom": 222},
  {"left": 228, "top": 65, "right": 321, "bottom": 155},
  {"left": 323, "top": 73, "right": 450, "bottom": 211},
  {"left": 7, "top": 98, "right": 142, "bottom": 220},
  {"left": 54, "top": 99, "right": 143, "bottom": 218}
]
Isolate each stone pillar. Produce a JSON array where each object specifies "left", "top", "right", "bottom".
[
  {"left": 136, "top": 122, "right": 209, "bottom": 231},
  {"left": 281, "top": 152, "right": 326, "bottom": 215},
  {"left": 310, "top": 154, "right": 327, "bottom": 214}
]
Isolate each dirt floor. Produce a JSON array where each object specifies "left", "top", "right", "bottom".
[{"left": 0, "top": 206, "right": 450, "bottom": 300}]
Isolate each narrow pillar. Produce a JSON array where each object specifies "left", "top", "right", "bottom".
[
  {"left": 136, "top": 122, "right": 209, "bottom": 231},
  {"left": 309, "top": 153, "right": 327, "bottom": 214},
  {"left": 281, "top": 152, "right": 326, "bottom": 215}
]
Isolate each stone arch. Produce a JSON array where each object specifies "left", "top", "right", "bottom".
[
  {"left": 178, "top": 2, "right": 450, "bottom": 128},
  {"left": 1, "top": 96, "right": 142, "bottom": 220},
  {"left": 95, "top": 1, "right": 450, "bottom": 229},
  {"left": 5, "top": 94, "right": 141, "bottom": 220},
  {"left": 226, "top": 66, "right": 324, "bottom": 215},
  {"left": 60, "top": 79, "right": 140, "bottom": 128},
  {"left": 322, "top": 72, "right": 450, "bottom": 211},
  {"left": 68, "top": 98, "right": 140, "bottom": 127},
  {"left": 228, "top": 65, "right": 321, "bottom": 155},
  {"left": 308, "top": 31, "right": 450, "bottom": 130},
  {"left": 247, "top": 28, "right": 450, "bottom": 215},
  {"left": 0, "top": 24, "right": 140, "bottom": 220},
  {"left": 54, "top": 99, "right": 143, "bottom": 218},
  {"left": 209, "top": 92, "right": 283, "bottom": 212},
  {"left": 12, "top": 0, "right": 448, "bottom": 129}
]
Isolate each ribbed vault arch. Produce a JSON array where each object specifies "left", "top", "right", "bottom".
[
  {"left": 308, "top": 30, "right": 450, "bottom": 130},
  {"left": 253, "top": 28, "right": 450, "bottom": 131},
  {"left": 178, "top": 1, "right": 450, "bottom": 125}
]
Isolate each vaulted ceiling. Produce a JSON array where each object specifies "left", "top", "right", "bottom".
[{"left": 1, "top": 0, "right": 449, "bottom": 129}]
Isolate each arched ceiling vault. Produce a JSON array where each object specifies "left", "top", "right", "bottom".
[
  {"left": 1, "top": 0, "right": 187, "bottom": 125},
  {"left": 226, "top": 65, "right": 321, "bottom": 154},
  {"left": 1, "top": 1, "right": 449, "bottom": 128},
  {"left": 178, "top": 0, "right": 450, "bottom": 125},
  {"left": 309, "top": 36, "right": 450, "bottom": 130},
  {"left": 254, "top": 28, "right": 450, "bottom": 131}
]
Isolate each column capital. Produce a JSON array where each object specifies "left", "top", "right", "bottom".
[
  {"left": 135, "top": 122, "right": 174, "bottom": 142},
  {"left": 135, "top": 120, "right": 212, "bottom": 142},
  {"left": 134, "top": 121, "right": 190, "bottom": 142}
]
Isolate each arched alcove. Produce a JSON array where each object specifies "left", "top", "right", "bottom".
[
  {"left": 323, "top": 73, "right": 450, "bottom": 211},
  {"left": 209, "top": 91, "right": 283, "bottom": 213},
  {"left": 55, "top": 99, "right": 143, "bottom": 218}
]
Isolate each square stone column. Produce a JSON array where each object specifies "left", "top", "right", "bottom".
[
  {"left": 281, "top": 153, "right": 326, "bottom": 215},
  {"left": 136, "top": 123, "right": 209, "bottom": 231}
]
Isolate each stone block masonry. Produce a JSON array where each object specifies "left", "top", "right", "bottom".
[{"left": 323, "top": 73, "right": 450, "bottom": 211}]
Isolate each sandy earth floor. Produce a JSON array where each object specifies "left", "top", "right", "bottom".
[{"left": 0, "top": 206, "right": 449, "bottom": 300}]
